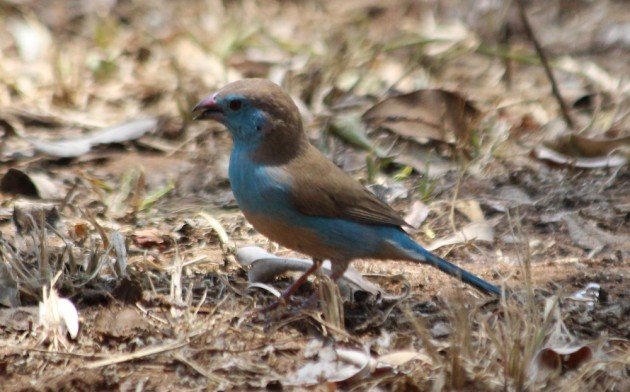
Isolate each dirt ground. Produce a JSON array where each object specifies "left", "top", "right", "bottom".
[{"left": 0, "top": 1, "right": 628, "bottom": 391}]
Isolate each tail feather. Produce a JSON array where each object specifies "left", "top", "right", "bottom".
[
  {"left": 386, "top": 234, "right": 501, "bottom": 296},
  {"left": 421, "top": 251, "right": 501, "bottom": 296}
]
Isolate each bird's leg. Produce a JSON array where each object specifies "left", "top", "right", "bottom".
[
  {"left": 302, "top": 259, "right": 349, "bottom": 309},
  {"left": 258, "top": 258, "right": 323, "bottom": 313}
]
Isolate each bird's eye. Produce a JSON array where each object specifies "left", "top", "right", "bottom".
[{"left": 229, "top": 99, "right": 242, "bottom": 111}]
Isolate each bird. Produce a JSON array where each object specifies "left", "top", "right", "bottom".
[{"left": 192, "top": 78, "right": 500, "bottom": 308}]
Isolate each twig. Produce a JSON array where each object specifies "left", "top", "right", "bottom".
[
  {"left": 84, "top": 339, "right": 189, "bottom": 369},
  {"left": 59, "top": 178, "right": 80, "bottom": 212},
  {"left": 499, "top": 21, "right": 513, "bottom": 88},
  {"left": 516, "top": 0, "right": 575, "bottom": 129}
]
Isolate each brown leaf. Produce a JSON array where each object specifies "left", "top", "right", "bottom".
[
  {"left": 534, "top": 345, "right": 593, "bottom": 378},
  {"left": 69, "top": 221, "right": 90, "bottom": 242},
  {"left": 131, "top": 228, "right": 173, "bottom": 251},
  {"left": 555, "top": 134, "right": 630, "bottom": 157},
  {"left": 362, "top": 89, "right": 480, "bottom": 145}
]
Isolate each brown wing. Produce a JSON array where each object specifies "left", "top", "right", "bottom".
[{"left": 288, "top": 144, "right": 408, "bottom": 228}]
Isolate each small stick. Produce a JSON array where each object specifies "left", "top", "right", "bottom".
[
  {"left": 516, "top": 0, "right": 575, "bottom": 129},
  {"left": 84, "top": 339, "right": 188, "bottom": 369},
  {"left": 499, "top": 22, "right": 513, "bottom": 88}
]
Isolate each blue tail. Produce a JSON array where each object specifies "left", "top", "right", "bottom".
[
  {"left": 384, "top": 229, "right": 501, "bottom": 296},
  {"left": 420, "top": 250, "right": 501, "bottom": 296}
]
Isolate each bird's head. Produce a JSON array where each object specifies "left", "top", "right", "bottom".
[{"left": 193, "top": 79, "right": 306, "bottom": 162}]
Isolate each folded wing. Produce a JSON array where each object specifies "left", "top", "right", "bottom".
[{"left": 288, "top": 145, "right": 408, "bottom": 228}]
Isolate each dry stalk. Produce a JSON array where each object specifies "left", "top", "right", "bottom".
[{"left": 515, "top": 0, "right": 575, "bottom": 129}]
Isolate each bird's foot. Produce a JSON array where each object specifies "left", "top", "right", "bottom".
[
  {"left": 246, "top": 258, "right": 324, "bottom": 319},
  {"left": 244, "top": 290, "right": 304, "bottom": 320}
]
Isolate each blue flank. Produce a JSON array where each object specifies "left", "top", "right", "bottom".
[{"left": 223, "top": 95, "right": 500, "bottom": 296}]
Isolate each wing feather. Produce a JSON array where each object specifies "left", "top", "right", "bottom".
[{"left": 288, "top": 145, "right": 408, "bottom": 228}]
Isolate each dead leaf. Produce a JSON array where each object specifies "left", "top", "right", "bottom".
[
  {"left": 1, "top": 168, "right": 38, "bottom": 197},
  {"left": 555, "top": 134, "right": 630, "bottom": 158},
  {"left": 556, "top": 57, "right": 621, "bottom": 93},
  {"left": 94, "top": 306, "right": 149, "bottom": 339},
  {"left": 404, "top": 200, "right": 431, "bottom": 229},
  {"left": 28, "top": 118, "right": 158, "bottom": 158},
  {"left": 377, "top": 350, "right": 432, "bottom": 367},
  {"left": 236, "top": 246, "right": 406, "bottom": 301},
  {"left": 12, "top": 201, "right": 60, "bottom": 234},
  {"left": 109, "top": 231, "right": 128, "bottom": 277},
  {"left": 286, "top": 344, "right": 372, "bottom": 386},
  {"left": 425, "top": 221, "right": 495, "bottom": 251},
  {"left": 288, "top": 343, "right": 433, "bottom": 386},
  {"left": 430, "top": 322, "right": 452, "bottom": 338},
  {"left": 131, "top": 228, "right": 173, "bottom": 251},
  {"left": 597, "top": 21, "right": 630, "bottom": 49},
  {"left": 483, "top": 186, "right": 534, "bottom": 212},
  {"left": 454, "top": 200, "right": 486, "bottom": 222},
  {"left": 0, "top": 307, "right": 38, "bottom": 331},
  {"left": 419, "top": 16, "right": 479, "bottom": 56},
  {"left": 532, "top": 145, "right": 627, "bottom": 168},
  {"left": 532, "top": 345, "right": 593, "bottom": 381},
  {"left": 68, "top": 221, "right": 90, "bottom": 242},
  {"left": 363, "top": 89, "right": 480, "bottom": 146},
  {"left": 394, "top": 140, "right": 457, "bottom": 178},
  {"left": 563, "top": 213, "right": 630, "bottom": 256},
  {"left": 568, "top": 283, "right": 600, "bottom": 309},
  {"left": 426, "top": 200, "right": 495, "bottom": 250}
]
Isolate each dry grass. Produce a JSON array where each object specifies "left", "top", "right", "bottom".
[{"left": 1, "top": 0, "right": 628, "bottom": 390}]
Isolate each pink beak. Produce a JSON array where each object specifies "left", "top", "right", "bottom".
[{"left": 192, "top": 94, "right": 224, "bottom": 122}]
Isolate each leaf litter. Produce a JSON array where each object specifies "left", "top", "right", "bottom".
[{"left": 0, "top": 0, "right": 628, "bottom": 390}]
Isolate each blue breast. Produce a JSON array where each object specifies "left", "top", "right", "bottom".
[{"left": 228, "top": 146, "right": 294, "bottom": 217}]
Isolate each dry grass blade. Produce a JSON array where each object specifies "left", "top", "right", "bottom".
[
  {"left": 84, "top": 339, "right": 190, "bottom": 369},
  {"left": 0, "top": 0, "right": 627, "bottom": 389}
]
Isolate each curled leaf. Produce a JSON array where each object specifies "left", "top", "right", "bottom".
[
  {"left": 533, "top": 145, "right": 627, "bottom": 168},
  {"left": 532, "top": 345, "right": 593, "bottom": 381},
  {"left": 235, "top": 246, "right": 406, "bottom": 301},
  {"left": 0, "top": 168, "right": 62, "bottom": 199},
  {"left": 550, "top": 133, "right": 630, "bottom": 158}
]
